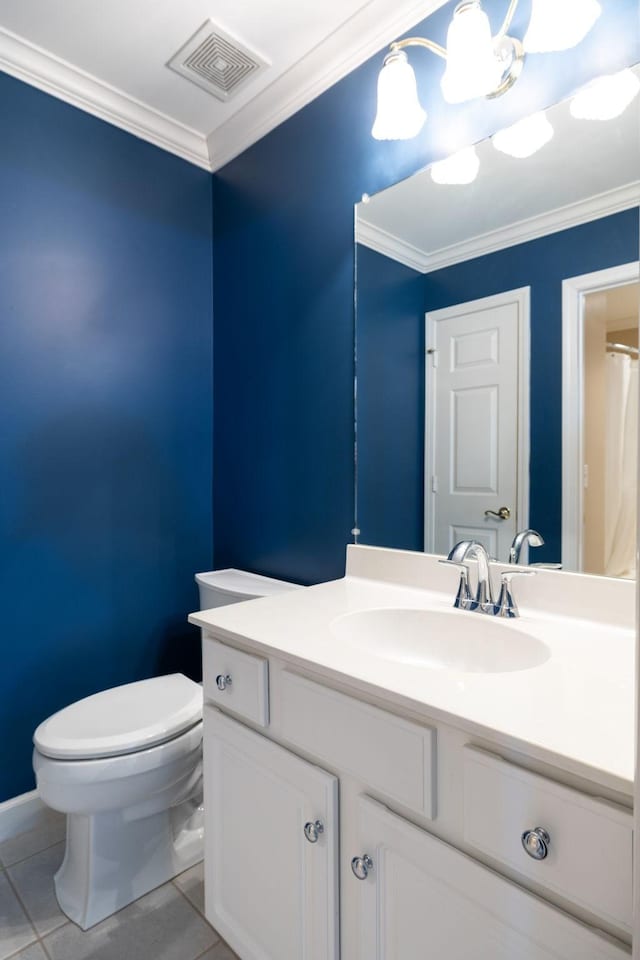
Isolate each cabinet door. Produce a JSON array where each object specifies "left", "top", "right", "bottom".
[
  {"left": 203, "top": 706, "right": 339, "bottom": 960},
  {"left": 352, "top": 796, "right": 628, "bottom": 960}
]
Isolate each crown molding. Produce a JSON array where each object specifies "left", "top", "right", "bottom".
[
  {"left": 357, "top": 218, "right": 430, "bottom": 272},
  {"left": 358, "top": 182, "right": 640, "bottom": 274},
  {"left": 206, "top": 0, "right": 447, "bottom": 172},
  {"left": 0, "top": 2, "right": 448, "bottom": 174},
  {"left": 0, "top": 26, "right": 211, "bottom": 170}
]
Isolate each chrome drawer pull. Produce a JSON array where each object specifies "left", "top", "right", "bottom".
[
  {"left": 216, "top": 674, "right": 232, "bottom": 692},
  {"left": 304, "top": 820, "right": 324, "bottom": 844},
  {"left": 351, "top": 854, "right": 373, "bottom": 880},
  {"left": 521, "top": 827, "right": 550, "bottom": 860}
]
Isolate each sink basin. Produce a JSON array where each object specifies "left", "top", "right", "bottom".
[{"left": 330, "top": 608, "right": 550, "bottom": 673}]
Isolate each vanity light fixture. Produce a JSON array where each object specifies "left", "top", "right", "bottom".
[
  {"left": 440, "top": 1, "right": 505, "bottom": 104},
  {"left": 523, "top": 0, "right": 601, "bottom": 53},
  {"left": 492, "top": 111, "right": 554, "bottom": 158},
  {"left": 569, "top": 69, "right": 640, "bottom": 121},
  {"left": 430, "top": 146, "right": 480, "bottom": 185},
  {"left": 371, "top": 50, "right": 427, "bottom": 140},
  {"left": 372, "top": 0, "right": 601, "bottom": 141}
]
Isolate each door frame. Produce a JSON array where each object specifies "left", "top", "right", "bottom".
[
  {"left": 561, "top": 261, "right": 640, "bottom": 572},
  {"left": 424, "top": 287, "right": 531, "bottom": 556}
]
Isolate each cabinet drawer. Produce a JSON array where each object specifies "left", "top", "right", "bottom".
[
  {"left": 355, "top": 795, "right": 628, "bottom": 959},
  {"left": 463, "top": 746, "right": 633, "bottom": 931},
  {"left": 280, "top": 671, "right": 436, "bottom": 818},
  {"left": 203, "top": 636, "right": 269, "bottom": 727}
]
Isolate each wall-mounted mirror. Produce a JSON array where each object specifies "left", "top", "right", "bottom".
[{"left": 355, "top": 66, "right": 640, "bottom": 576}]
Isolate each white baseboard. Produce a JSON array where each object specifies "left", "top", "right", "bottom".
[{"left": 0, "top": 789, "right": 46, "bottom": 843}]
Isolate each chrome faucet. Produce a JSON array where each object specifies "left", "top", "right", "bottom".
[
  {"left": 509, "top": 529, "right": 544, "bottom": 565},
  {"left": 443, "top": 540, "right": 494, "bottom": 614},
  {"left": 441, "top": 539, "right": 536, "bottom": 617}
]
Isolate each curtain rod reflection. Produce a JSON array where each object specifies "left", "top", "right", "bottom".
[{"left": 606, "top": 341, "right": 639, "bottom": 358}]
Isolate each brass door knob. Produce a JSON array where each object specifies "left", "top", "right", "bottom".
[{"left": 484, "top": 506, "right": 511, "bottom": 520}]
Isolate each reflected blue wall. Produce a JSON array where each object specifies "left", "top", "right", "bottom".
[
  {"left": 212, "top": 0, "right": 639, "bottom": 582},
  {"left": 357, "top": 247, "right": 425, "bottom": 549},
  {"left": 0, "top": 73, "right": 214, "bottom": 801},
  {"left": 357, "top": 210, "right": 639, "bottom": 560}
]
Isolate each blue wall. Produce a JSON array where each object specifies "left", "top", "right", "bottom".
[
  {"left": 211, "top": 0, "right": 640, "bottom": 584},
  {"left": 356, "top": 209, "right": 640, "bottom": 560},
  {"left": 0, "top": 73, "right": 214, "bottom": 801},
  {"left": 1, "top": 0, "right": 638, "bottom": 801}
]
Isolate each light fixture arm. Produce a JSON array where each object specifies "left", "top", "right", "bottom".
[
  {"left": 385, "top": 0, "right": 524, "bottom": 94},
  {"left": 497, "top": 0, "right": 520, "bottom": 38},
  {"left": 390, "top": 36, "right": 447, "bottom": 61}
]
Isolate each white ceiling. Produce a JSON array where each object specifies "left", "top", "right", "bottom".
[
  {"left": 0, "top": 0, "right": 448, "bottom": 170},
  {"left": 357, "top": 64, "right": 640, "bottom": 272}
]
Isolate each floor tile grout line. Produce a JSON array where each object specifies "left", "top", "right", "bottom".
[
  {"left": 0, "top": 835, "right": 66, "bottom": 871},
  {"left": 2, "top": 941, "right": 43, "bottom": 960},
  {"left": 171, "top": 878, "right": 217, "bottom": 930},
  {"left": 2, "top": 866, "right": 40, "bottom": 952},
  {"left": 39, "top": 934, "right": 55, "bottom": 960}
]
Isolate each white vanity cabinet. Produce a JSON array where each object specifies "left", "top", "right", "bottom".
[
  {"left": 203, "top": 706, "right": 339, "bottom": 960},
  {"left": 352, "top": 796, "right": 627, "bottom": 960},
  {"left": 201, "top": 633, "right": 631, "bottom": 960}
]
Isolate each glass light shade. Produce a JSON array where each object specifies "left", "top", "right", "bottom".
[
  {"left": 570, "top": 70, "right": 640, "bottom": 121},
  {"left": 492, "top": 112, "right": 554, "bottom": 158},
  {"left": 441, "top": 1, "right": 503, "bottom": 104},
  {"left": 523, "top": 0, "right": 601, "bottom": 53},
  {"left": 431, "top": 146, "right": 480, "bottom": 185},
  {"left": 371, "top": 51, "right": 427, "bottom": 140}
]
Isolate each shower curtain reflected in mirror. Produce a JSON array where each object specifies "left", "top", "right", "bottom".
[{"left": 605, "top": 353, "right": 638, "bottom": 579}]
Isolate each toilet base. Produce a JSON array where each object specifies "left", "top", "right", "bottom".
[{"left": 55, "top": 796, "right": 204, "bottom": 929}]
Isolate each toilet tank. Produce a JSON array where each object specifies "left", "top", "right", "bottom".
[{"left": 195, "top": 569, "right": 303, "bottom": 610}]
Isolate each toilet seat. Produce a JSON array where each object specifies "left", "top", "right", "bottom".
[
  {"left": 34, "top": 674, "right": 202, "bottom": 760},
  {"left": 34, "top": 720, "right": 203, "bottom": 794}
]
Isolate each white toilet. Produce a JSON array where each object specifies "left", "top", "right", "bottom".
[{"left": 33, "top": 568, "right": 301, "bottom": 929}]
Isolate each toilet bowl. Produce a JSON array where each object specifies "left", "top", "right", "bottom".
[
  {"left": 32, "top": 568, "right": 302, "bottom": 929},
  {"left": 33, "top": 674, "right": 204, "bottom": 929}
]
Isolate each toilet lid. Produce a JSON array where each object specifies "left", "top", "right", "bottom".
[{"left": 34, "top": 674, "right": 203, "bottom": 760}]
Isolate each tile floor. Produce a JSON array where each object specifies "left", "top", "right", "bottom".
[{"left": 0, "top": 808, "right": 239, "bottom": 960}]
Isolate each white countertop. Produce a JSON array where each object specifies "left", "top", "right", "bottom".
[{"left": 190, "top": 546, "right": 635, "bottom": 797}]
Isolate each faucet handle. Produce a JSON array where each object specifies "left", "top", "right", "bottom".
[
  {"left": 439, "top": 559, "right": 474, "bottom": 611},
  {"left": 495, "top": 569, "right": 536, "bottom": 618}
]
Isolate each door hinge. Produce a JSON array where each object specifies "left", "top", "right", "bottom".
[
  {"left": 427, "top": 347, "right": 439, "bottom": 368},
  {"left": 583, "top": 464, "right": 589, "bottom": 489},
  {"left": 431, "top": 475, "right": 439, "bottom": 493}
]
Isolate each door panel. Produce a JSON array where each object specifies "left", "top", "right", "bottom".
[
  {"left": 427, "top": 290, "right": 528, "bottom": 562},
  {"left": 353, "top": 796, "right": 627, "bottom": 960},
  {"left": 204, "top": 707, "right": 339, "bottom": 960}
]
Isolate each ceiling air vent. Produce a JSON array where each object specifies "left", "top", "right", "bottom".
[{"left": 168, "top": 21, "right": 269, "bottom": 102}]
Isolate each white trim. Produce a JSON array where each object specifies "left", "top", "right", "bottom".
[
  {"left": 206, "top": 0, "right": 448, "bottom": 172},
  {"left": 0, "top": 1, "right": 450, "bottom": 173},
  {"left": 0, "top": 27, "right": 211, "bottom": 170},
  {"left": 561, "top": 261, "right": 640, "bottom": 572},
  {"left": 424, "top": 288, "right": 531, "bottom": 558},
  {"left": 359, "top": 183, "right": 640, "bottom": 274},
  {"left": 356, "top": 219, "right": 429, "bottom": 273},
  {"left": 0, "top": 789, "right": 45, "bottom": 843}
]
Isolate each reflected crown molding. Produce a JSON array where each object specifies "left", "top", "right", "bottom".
[
  {"left": 358, "top": 180, "right": 640, "bottom": 274},
  {"left": 356, "top": 219, "right": 431, "bottom": 272}
]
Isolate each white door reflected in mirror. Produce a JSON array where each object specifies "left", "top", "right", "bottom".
[{"left": 425, "top": 289, "right": 528, "bottom": 562}]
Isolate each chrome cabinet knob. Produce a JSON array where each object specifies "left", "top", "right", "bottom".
[
  {"left": 351, "top": 854, "right": 373, "bottom": 880},
  {"left": 521, "top": 827, "right": 550, "bottom": 860},
  {"left": 304, "top": 820, "right": 324, "bottom": 843},
  {"left": 215, "top": 674, "right": 232, "bottom": 692}
]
